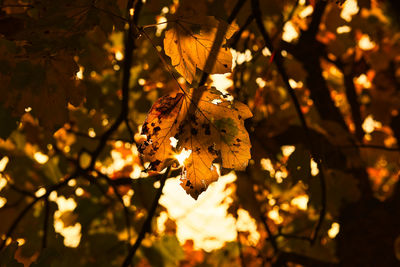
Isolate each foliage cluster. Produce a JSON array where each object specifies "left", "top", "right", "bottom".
[{"left": 0, "top": 0, "right": 400, "bottom": 266}]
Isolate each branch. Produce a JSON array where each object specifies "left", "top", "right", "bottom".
[
  {"left": 41, "top": 198, "right": 50, "bottom": 249},
  {"left": 236, "top": 229, "right": 246, "bottom": 267},
  {"left": 231, "top": 14, "right": 254, "bottom": 49},
  {"left": 0, "top": 198, "right": 39, "bottom": 250},
  {"left": 260, "top": 212, "right": 278, "bottom": 252},
  {"left": 7, "top": 183, "right": 36, "bottom": 198},
  {"left": 109, "top": 168, "right": 182, "bottom": 186},
  {"left": 121, "top": 166, "right": 171, "bottom": 267},
  {"left": 251, "top": 0, "right": 327, "bottom": 245},
  {"left": 310, "top": 166, "right": 326, "bottom": 243},
  {"left": 198, "top": 0, "right": 247, "bottom": 86},
  {"left": 0, "top": 174, "right": 74, "bottom": 250},
  {"left": 88, "top": 0, "right": 142, "bottom": 170},
  {"left": 95, "top": 171, "right": 132, "bottom": 243},
  {"left": 327, "top": 55, "right": 365, "bottom": 141}
]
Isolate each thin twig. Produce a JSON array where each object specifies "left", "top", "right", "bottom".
[
  {"left": 42, "top": 198, "right": 50, "bottom": 249},
  {"left": 0, "top": 174, "right": 74, "bottom": 250},
  {"left": 95, "top": 171, "right": 132, "bottom": 243},
  {"left": 260, "top": 212, "right": 278, "bottom": 252},
  {"left": 231, "top": 14, "right": 254, "bottom": 49},
  {"left": 121, "top": 166, "right": 171, "bottom": 267},
  {"left": 0, "top": 198, "right": 39, "bottom": 250},
  {"left": 88, "top": 0, "right": 142, "bottom": 170},
  {"left": 7, "top": 183, "right": 36, "bottom": 198},
  {"left": 251, "top": 0, "right": 326, "bottom": 245},
  {"left": 236, "top": 228, "right": 246, "bottom": 267},
  {"left": 124, "top": 119, "right": 135, "bottom": 143},
  {"left": 198, "top": 0, "right": 248, "bottom": 86}
]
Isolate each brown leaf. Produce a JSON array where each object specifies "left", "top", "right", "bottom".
[
  {"left": 139, "top": 86, "right": 252, "bottom": 199},
  {"left": 164, "top": 16, "right": 238, "bottom": 84}
]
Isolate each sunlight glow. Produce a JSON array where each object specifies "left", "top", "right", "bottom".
[
  {"left": 0, "top": 175, "right": 7, "bottom": 191},
  {"left": 299, "top": 6, "right": 313, "bottom": 19},
  {"left": 262, "top": 47, "right": 272, "bottom": 57},
  {"left": 236, "top": 209, "right": 260, "bottom": 245},
  {"left": 138, "top": 78, "right": 146, "bottom": 86},
  {"left": 340, "top": 0, "right": 359, "bottom": 22},
  {"left": 260, "top": 158, "right": 275, "bottom": 177},
  {"left": 328, "top": 222, "right": 340, "bottom": 238},
  {"left": 88, "top": 128, "right": 96, "bottom": 138},
  {"left": 0, "top": 197, "right": 7, "bottom": 208},
  {"left": 170, "top": 137, "right": 178, "bottom": 148},
  {"left": 156, "top": 16, "right": 168, "bottom": 36},
  {"left": 275, "top": 170, "right": 288, "bottom": 183},
  {"left": 159, "top": 173, "right": 240, "bottom": 251},
  {"left": 354, "top": 74, "right": 371, "bottom": 88},
  {"left": 310, "top": 159, "right": 319, "bottom": 176},
  {"left": 157, "top": 211, "right": 169, "bottom": 233},
  {"left": 123, "top": 194, "right": 131, "bottom": 206},
  {"left": 35, "top": 187, "right": 46, "bottom": 198},
  {"left": 291, "top": 195, "right": 308, "bottom": 210},
  {"left": 210, "top": 73, "right": 233, "bottom": 94},
  {"left": 104, "top": 150, "right": 126, "bottom": 174},
  {"left": 256, "top": 77, "right": 266, "bottom": 88},
  {"left": 34, "top": 152, "right": 49, "bottom": 164},
  {"left": 231, "top": 48, "right": 252, "bottom": 69},
  {"left": 130, "top": 164, "right": 144, "bottom": 179},
  {"left": 281, "top": 146, "right": 295, "bottom": 157},
  {"left": 68, "top": 179, "right": 76, "bottom": 187},
  {"left": 337, "top": 25, "right": 351, "bottom": 34},
  {"left": 76, "top": 66, "right": 84, "bottom": 80},
  {"left": 115, "top": 50, "right": 124, "bottom": 61},
  {"left": 16, "top": 238, "right": 25, "bottom": 246},
  {"left": 282, "top": 21, "right": 299, "bottom": 43},
  {"left": 161, "top": 7, "right": 169, "bottom": 14},
  {"left": 358, "top": 34, "right": 376, "bottom": 50},
  {"left": 53, "top": 194, "right": 82, "bottom": 248},
  {"left": 175, "top": 148, "right": 192, "bottom": 166},
  {"left": 0, "top": 156, "right": 9, "bottom": 172},
  {"left": 362, "top": 115, "right": 382, "bottom": 134},
  {"left": 75, "top": 187, "right": 84, "bottom": 197},
  {"left": 268, "top": 206, "right": 283, "bottom": 224}
]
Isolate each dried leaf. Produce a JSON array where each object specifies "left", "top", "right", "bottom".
[
  {"left": 139, "top": 86, "right": 252, "bottom": 199},
  {"left": 164, "top": 16, "right": 238, "bottom": 84}
]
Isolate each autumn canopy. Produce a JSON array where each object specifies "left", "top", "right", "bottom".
[{"left": 1, "top": 0, "right": 400, "bottom": 266}]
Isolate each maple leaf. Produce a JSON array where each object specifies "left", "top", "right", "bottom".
[
  {"left": 139, "top": 86, "right": 252, "bottom": 199},
  {"left": 163, "top": 16, "right": 238, "bottom": 84}
]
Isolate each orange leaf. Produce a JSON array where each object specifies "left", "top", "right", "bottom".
[
  {"left": 164, "top": 16, "right": 238, "bottom": 84},
  {"left": 139, "top": 87, "right": 252, "bottom": 199}
]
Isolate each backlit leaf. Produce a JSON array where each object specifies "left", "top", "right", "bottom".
[
  {"left": 139, "top": 86, "right": 252, "bottom": 199},
  {"left": 164, "top": 16, "right": 238, "bottom": 84}
]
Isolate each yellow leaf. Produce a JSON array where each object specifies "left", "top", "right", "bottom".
[
  {"left": 163, "top": 16, "right": 238, "bottom": 84},
  {"left": 139, "top": 87, "right": 252, "bottom": 199}
]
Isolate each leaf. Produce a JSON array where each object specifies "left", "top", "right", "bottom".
[
  {"left": 163, "top": 16, "right": 238, "bottom": 84},
  {"left": 139, "top": 86, "right": 252, "bottom": 199}
]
